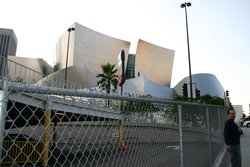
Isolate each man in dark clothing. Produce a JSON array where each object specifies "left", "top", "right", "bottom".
[{"left": 224, "top": 109, "right": 243, "bottom": 167}]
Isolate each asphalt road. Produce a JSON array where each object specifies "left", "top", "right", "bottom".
[{"left": 48, "top": 142, "right": 220, "bottom": 167}]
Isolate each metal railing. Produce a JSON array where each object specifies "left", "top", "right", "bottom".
[{"left": 2, "top": 140, "right": 43, "bottom": 164}]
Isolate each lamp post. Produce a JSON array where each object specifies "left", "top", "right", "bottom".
[
  {"left": 181, "top": 2, "right": 193, "bottom": 100},
  {"left": 64, "top": 27, "right": 75, "bottom": 88}
]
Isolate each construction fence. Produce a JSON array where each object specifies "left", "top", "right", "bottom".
[{"left": 0, "top": 56, "right": 228, "bottom": 167}]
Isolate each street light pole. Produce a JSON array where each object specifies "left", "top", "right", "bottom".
[
  {"left": 181, "top": 2, "right": 193, "bottom": 100},
  {"left": 64, "top": 27, "right": 75, "bottom": 88}
]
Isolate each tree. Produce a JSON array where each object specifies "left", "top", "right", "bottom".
[
  {"left": 96, "top": 63, "right": 118, "bottom": 94},
  {"left": 175, "top": 94, "right": 225, "bottom": 106},
  {"left": 123, "top": 94, "right": 161, "bottom": 122},
  {"left": 198, "top": 94, "right": 225, "bottom": 106}
]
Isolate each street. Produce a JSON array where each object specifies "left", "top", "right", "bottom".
[{"left": 47, "top": 141, "right": 220, "bottom": 167}]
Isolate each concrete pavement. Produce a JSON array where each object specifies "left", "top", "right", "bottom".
[
  {"left": 219, "top": 127, "right": 250, "bottom": 167},
  {"left": 241, "top": 127, "right": 250, "bottom": 167}
]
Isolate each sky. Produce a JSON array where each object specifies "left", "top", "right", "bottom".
[{"left": 1, "top": 0, "right": 250, "bottom": 114}]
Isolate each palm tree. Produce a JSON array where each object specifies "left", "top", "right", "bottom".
[{"left": 96, "top": 63, "right": 118, "bottom": 94}]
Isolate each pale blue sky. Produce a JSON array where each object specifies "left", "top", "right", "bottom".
[{"left": 1, "top": 0, "right": 250, "bottom": 113}]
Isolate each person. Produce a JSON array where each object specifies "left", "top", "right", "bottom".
[
  {"left": 239, "top": 118, "right": 243, "bottom": 127},
  {"left": 224, "top": 108, "right": 243, "bottom": 167}
]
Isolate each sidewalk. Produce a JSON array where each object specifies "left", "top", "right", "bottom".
[{"left": 241, "top": 127, "right": 250, "bottom": 167}]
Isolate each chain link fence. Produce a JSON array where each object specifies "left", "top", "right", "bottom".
[{"left": 0, "top": 56, "right": 228, "bottom": 167}]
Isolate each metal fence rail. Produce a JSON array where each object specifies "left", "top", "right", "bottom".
[{"left": 0, "top": 56, "right": 228, "bottom": 167}]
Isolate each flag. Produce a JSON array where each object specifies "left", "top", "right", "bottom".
[{"left": 118, "top": 50, "right": 125, "bottom": 86}]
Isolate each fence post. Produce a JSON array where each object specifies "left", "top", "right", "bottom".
[
  {"left": 217, "top": 108, "right": 224, "bottom": 150},
  {"left": 0, "top": 77, "right": 8, "bottom": 167},
  {"left": 118, "top": 119, "right": 125, "bottom": 150},
  {"left": 41, "top": 108, "right": 52, "bottom": 167},
  {"left": 206, "top": 107, "right": 212, "bottom": 167},
  {"left": 178, "top": 104, "right": 184, "bottom": 167}
]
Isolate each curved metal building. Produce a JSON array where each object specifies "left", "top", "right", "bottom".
[
  {"left": 123, "top": 76, "right": 174, "bottom": 99},
  {"left": 54, "top": 22, "right": 131, "bottom": 87},
  {"left": 7, "top": 56, "right": 53, "bottom": 84},
  {"left": 174, "top": 73, "right": 225, "bottom": 98},
  {"left": 135, "top": 39, "right": 175, "bottom": 87}
]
